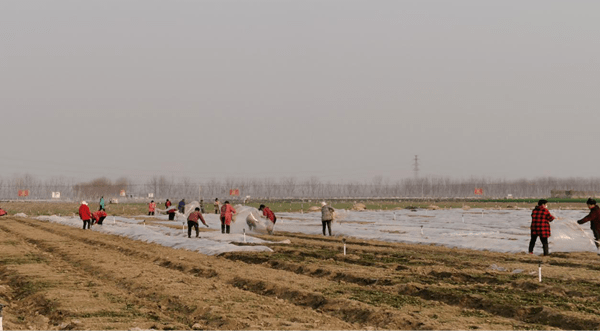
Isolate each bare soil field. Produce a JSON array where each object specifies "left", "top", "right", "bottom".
[{"left": 1, "top": 214, "right": 600, "bottom": 330}]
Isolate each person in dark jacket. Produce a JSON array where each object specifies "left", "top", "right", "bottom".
[
  {"left": 529, "top": 199, "right": 555, "bottom": 256},
  {"left": 577, "top": 198, "right": 600, "bottom": 253},
  {"left": 79, "top": 201, "right": 92, "bottom": 230},
  {"left": 187, "top": 207, "right": 208, "bottom": 238},
  {"left": 321, "top": 201, "right": 335, "bottom": 236},
  {"left": 178, "top": 199, "right": 186, "bottom": 214},
  {"left": 259, "top": 204, "right": 277, "bottom": 234}
]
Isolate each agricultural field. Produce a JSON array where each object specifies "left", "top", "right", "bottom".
[{"left": 1, "top": 201, "right": 600, "bottom": 330}]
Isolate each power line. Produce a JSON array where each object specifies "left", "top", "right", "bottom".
[{"left": 413, "top": 155, "right": 419, "bottom": 178}]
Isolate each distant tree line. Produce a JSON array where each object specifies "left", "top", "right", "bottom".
[{"left": 1, "top": 174, "right": 600, "bottom": 201}]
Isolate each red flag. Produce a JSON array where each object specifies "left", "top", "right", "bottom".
[{"left": 18, "top": 190, "right": 29, "bottom": 197}]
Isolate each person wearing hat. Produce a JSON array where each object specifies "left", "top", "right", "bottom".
[
  {"left": 187, "top": 207, "right": 208, "bottom": 238},
  {"left": 529, "top": 199, "right": 555, "bottom": 256},
  {"left": 79, "top": 201, "right": 92, "bottom": 230},
  {"left": 321, "top": 201, "right": 335, "bottom": 236},
  {"left": 577, "top": 198, "right": 600, "bottom": 252},
  {"left": 258, "top": 204, "right": 277, "bottom": 235}
]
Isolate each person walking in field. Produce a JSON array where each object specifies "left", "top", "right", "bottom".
[
  {"left": 259, "top": 204, "right": 277, "bottom": 235},
  {"left": 92, "top": 208, "right": 107, "bottom": 225},
  {"left": 148, "top": 200, "right": 156, "bottom": 216},
  {"left": 79, "top": 201, "right": 92, "bottom": 230},
  {"left": 321, "top": 201, "right": 335, "bottom": 236},
  {"left": 99, "top": 196, "right": 105, "bottom": 211},
  {"left": 577, "top": 198, "right": 600, "bottom": 254},
  {"left": 187, "top": 207, "right": 208, "bottom": 238},
  {"left": 199, "top": 199, "right": 205, "bottom": 214},
  {"left": 214, "top": 198, "right": 221, "bottom": 214},
  {"left": 529, "top": 199, "right": 555, "bottom": 256},
  {"left": 220, "top": 201, "right": 236, "bottom": 234}
]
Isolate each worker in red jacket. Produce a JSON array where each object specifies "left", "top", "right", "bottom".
[
  {"left": 577, "top": 198, "right": 600, "bottom": 253},
  {"left": 79, "top": 201, "right": 92, "bottom": 230},
  {"left": 92, "top": 209, "right": 107, "bottom": 225},
  {"left": 220, "top": 201, "right": 237, "bottom": 234},
  {"left": 187, "top": 207, "right": 208, "bottom": 238},
  {"left": 259, "top": 204, "right": 277, "bottom": 235},
  {"left": 529, "top": 199, "right": 555, "bottom": 256},
  {"left": 148, "top": 200, "right": 156, "bottom": 216},
  {"left": 165, "top": 199, "right": 176, "bottom": 220}
]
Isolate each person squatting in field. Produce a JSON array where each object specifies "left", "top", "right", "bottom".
[
  {"left": 321, "top": 201, "right": 335, "bottom": 236},
  {"left": 259, "top": 204, "right": 277, "bottom": 235},
  {"left": 220, "top": 201, "right": 236, "bottom": 234},
  {"left": 577, "top": 198, "right": 600, "bottom": 254},
  {"left": 92, "top": 208, "right": 107, "bottom": 225},
  {"left": 148, "top": 200, "right": 156, "bottom": 216},
  {"left": 79, "top": 201, "right": 92, "bottom": 230},
  {"left": 529, "top": 199, "right": 555, "bottom": 256},
  {"left": 187, "top": 207, "right": 208, "bottom": 238}
]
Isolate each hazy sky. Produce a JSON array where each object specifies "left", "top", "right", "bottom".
[{"left": 1, "top": 0, "right": 599, "bottom": 183}]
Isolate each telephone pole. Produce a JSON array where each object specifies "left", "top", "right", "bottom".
[{"left": 413, "top": 155, "right": 419, "bottom": 178}]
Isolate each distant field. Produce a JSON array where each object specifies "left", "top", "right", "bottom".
[{"left": 0, "top": 199, "right": 590, "bottom": 217}]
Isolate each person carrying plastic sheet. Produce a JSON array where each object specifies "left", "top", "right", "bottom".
[
  {"left": 529, "top": 199, "right": 555, "bottom": 256},
  {"left": 187, "top": 207, "right": 208, "bottom": 238},
  {"left": 220, "top": 201, "right": 236, "bottom": 234},
  {"left": 167, "top": 207, "right": 176, "bottom": 221},
  {"left": 79, "top": 201, "right": 92, "bottom": 230},
  {"left": 259, "top": 204, "right": 277, "bottom": 235},
  {"left": 178, "top": 199, "right": 186, "bottom": 214},
  {"left": 321, "top": 201, "right": 335, "bottom": 236},
  {"left": 148, "top": 200, "right": 156, "bottom": 216},
  {"left": 246, "top": 213, "right": 259, "bottom": 231},
  {"left": 92, "top": 208, "right": 107, "bottom": 225},
  {"left": 577, "top": 198, "right": 600, "bottom": 253},
  {"left": 214, "top": 198, "right": 221, "bottom": 214}
]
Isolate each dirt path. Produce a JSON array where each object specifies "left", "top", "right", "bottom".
[{"left": 1, "top": 216, "right": 600, "bottom": 330}]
